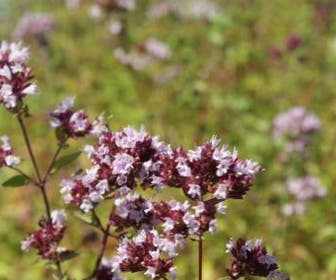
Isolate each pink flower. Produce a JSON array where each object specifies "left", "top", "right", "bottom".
[
  {"left": 21, "top": 210, "right": 67, "bottom": 261},
  {"left": 226, "top": 238, "right": 285, "bottom": 279},
  {"left": 0, "top": 135, "right": 20, "bottom": 167},
  {"left": 50, "top": 97, "right": 92, "bottom": 138},
  {"left": 0, "top": 41, "right": 37, "bottom": 109}
]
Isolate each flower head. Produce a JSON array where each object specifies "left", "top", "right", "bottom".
[
  {"left": 50, "top": 97, "right": 92, "bottom": 139},
  {"left": 0, "top": 41, "right": 37, "bottom": 110},
  {"left": 226, "top": 238, "right": 284, "bottom": 280},
  {"left": 0, "top": 135, "right": 20, "bottom": 167},
  {"left": 21, "top": 210, "right": 67, "bottom": 261}
]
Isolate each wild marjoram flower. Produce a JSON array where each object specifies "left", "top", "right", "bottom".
[
  {"left": 12, "top": 12, "right": 55, "bottom": 41},
  {"left": 282, "top": 176, "right": 327, "bottom": 216},
  {"left": 21, "top": 210, "right": 67, "bottom": 261},
  {"left": 226, "top": 238, "right": 289, "bottom": 280},
  {"left": 273, "top": 107, "right": 325, "bottom": 217},
  {"left": 0, "top": 41, "right": 289, "bottom": 279},
  {"left": 0, "top": 135, "right": 20, "bottom": 167},
  {"left": 0, "top": 41, "right": 37, "bottom": 110},
  {"left": 272, "top": 106, "right": 320, "bottom": 154}
]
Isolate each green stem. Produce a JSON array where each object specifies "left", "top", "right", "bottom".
[
  {"left": 198, "top": 237, "right": 203, "bottom": 280},
  {"left": 17, "top": 114, "right": 42, "bottom": 182}
]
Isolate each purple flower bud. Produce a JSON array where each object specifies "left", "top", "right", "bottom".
[
  {"left": 286, "top": 33, "right": 303, "bottom": 51},
  {"left": 110, "top": 230, "right": 177, "bottom": 279},
  {"left": 226, "top": 238, "right": 284, "bottom": 279},
  {"left": 21, "top": 210, "right": 67, "bottom": 261}
]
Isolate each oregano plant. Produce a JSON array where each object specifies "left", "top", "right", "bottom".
[{"left": 0, "top": 41, "right": 289, "bottom": 280}]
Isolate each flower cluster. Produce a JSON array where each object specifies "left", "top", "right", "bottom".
[
  {"left": 21, "top": 210, "right": 67, "bottom": 261},
  {"left": 272, "top": 106, "right": 320, "bottom": 153},
  {"left": 109, "top": 193, "right": 158, "bottom": 232},
  {"left": 141, "top": 38, "right": 171, "bottom": 60},
  {"left": 107, "top": 20, "right": 123, "bottom": 36},
  {"left": 65, "top": 0, "right": 81, "bottom": 10},
  {"left": 109, "top": 196, "right": 226, "bottom": 237},
  {"left": 114, "top": 38, "right": 170, "bottom": 70},
  {"left": 154, "top": 136, "right": 261, "bottom": 200},
  {"left": 110, "top": 230, "right": 178, "bottom": 279},
  {"left": 61, "top": 127, "right": 260, "bottom": 214},
  {"left": 147, "top": 0, "right": 218, "bottom": 20},
  {"left": 59, "top": 125, "right": 261, "bottom": 278},
  {"left": 0, "top": 41, "right": 37, "bottom": 109},
  {"left": 155, "top": 199, "right": 226, "bottom": 236},
  {"left": 226, "top": 238, "right": 289, "bottom": 280},
  {"left": 0, "top": 135, "right": 20, "bottom": 167},
  {"left": 114, "top": 48, "right": 152, "bottom": 70},
  {"left": 147, "top": 1, "right": 178, "bottom": 19},
  {"left": 12, "top": 13, "right": 55, "bottom": 40},
  {"left": 60, "top": 126, "right": 168, "bottom": 211},
  {"left": 282, "top": 176, "right": 326, "bottom": 216},
  {"left": 50, "top": 97, "right": 108, "bottom": 139}
]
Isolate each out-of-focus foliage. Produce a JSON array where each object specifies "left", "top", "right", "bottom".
[{"left": 0, "top": 0, "right": 335, "bottom": 279}]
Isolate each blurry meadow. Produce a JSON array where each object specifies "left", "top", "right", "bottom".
[{"left": 0, "top": 0, "right": 336, "bottom": 279}]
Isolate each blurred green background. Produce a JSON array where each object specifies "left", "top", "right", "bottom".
[{"left": 0, "top": 0, "right": 336, "bottom": 279}]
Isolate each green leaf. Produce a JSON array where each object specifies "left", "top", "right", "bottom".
[
  {"left": 58, "top": 250, "right": 78, "bottom": 262},
  {"left": 2, "top": 175, "right": 30, "bottom": 187},
  {"left": 74, "top": 211, "right": 99, "bottom": 227},
  {"left": 52, "top": 151, "right": 81, "bottom": 173}
]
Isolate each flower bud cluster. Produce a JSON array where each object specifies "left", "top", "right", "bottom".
[
  {"left": 111, "top": 230, "right": 178, "bottom": 279},
  {"left": 0, "top": 41, "right": 37, "bottom": 109},
  {"left": 272, "top": 107, "right": 320, "bottom": 153},
  {"left": 21, "top": 210, "right": 67, "bottom": 261},
  {"left": 50, "top": 97, "right": 108, "bottom": 139},
  {"left": 0, "top": 135, "right": 20, "bottom": 167},
  {"left": 226, "top": 238, "right": 288, "bottom": 280},
  {"left": 282, "top": 176, "right": 326, "bottom": 216}
]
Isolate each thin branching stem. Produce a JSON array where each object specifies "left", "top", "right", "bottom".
[
  {"left": 16, "top": 113, "right": 64, "bottom": 279},
  {"left": 41, "top": 139, "right": 68, "bottom": 184},
  {"left": 91, "top": 223, "right": 111, "bottom": 278},
  {"left": 17, "top": 114, "right": 42, "bottom": 182}
]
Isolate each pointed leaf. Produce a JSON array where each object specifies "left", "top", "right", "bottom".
[
  {"left": 58, "top": 250, "right": 78, "bottom": 262},
  {"left": 52, "top": 151, "right": 81, "bottom": 173},
  {"left": 74, "top": 211, "right": 99, "bottom": 228},
  {"left": 2, "top": 175, "right": 30, "bottom": 187}
]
